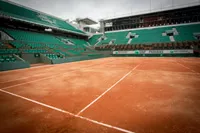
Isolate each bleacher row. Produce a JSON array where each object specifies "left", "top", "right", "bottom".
[
  {"left": 0, "top": 49, "right": 48, "bottom": 54},
  {"left": 0, "top": 52, "right": 68, "bottom": 63},
  {"left": 0, "top": 55, "right": 17, "bottom": 63},
  {"left": 95, "top": 41, "right": 200, "bottom": 51},
  {"left": 0, "top": 28, "right": 86, "bottom": 64},
  {"left": 0, "top": 26, "right": 105, "bottom": 66},
  {"left": 44, "top": 54, "right": 64, "bottom": 59},
  {"left": 0, "top": 27, "right": 88, "bottom": 57}
]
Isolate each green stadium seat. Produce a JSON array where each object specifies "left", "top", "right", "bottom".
[
  {"left": 0, "top": 58, "right": 4, "bottom": 62},
  {"left": 0, "top": 55, "right": 17, "bottom": 63},
  {"left": 44, "top": 54, "right": 63, "bottom": 60}
]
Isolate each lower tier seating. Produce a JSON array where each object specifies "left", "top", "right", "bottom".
[
  {"left": 44, "top": 54, "right": 64, "bottom": 59},
  {"left": 0, "top": 55, "right": 17, "bottom": 63},
  {"left": 0, "top": 49, "right": 48, "bottom": 54}
]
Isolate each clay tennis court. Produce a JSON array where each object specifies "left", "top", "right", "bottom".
[{"left": 0, "top": 57, "right": 200, "bottom": 133}]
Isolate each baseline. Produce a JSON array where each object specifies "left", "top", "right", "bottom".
[{"left": 0, "top": 89, "right": 135, "bottom": 133}]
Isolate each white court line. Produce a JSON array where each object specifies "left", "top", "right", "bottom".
[
  {"left": 175, "top": 60, "right": 200, "bottom": 75},
  {"left": 76, "top": 64, "right": 140, "bottom": 116},
  {"left": 0, "top": 60, "right": 121, "bottom": 90},
  {"left": 175, "top": 61, "right": 197, "bottom": 73},
  {"left": 181, "top": 58, "right": 200, "bottom": 64},
  {"left": 0, "top": 89, "right": 134, "bottom": 133}
]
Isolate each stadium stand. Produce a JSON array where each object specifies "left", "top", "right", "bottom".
[
  {"left": 0, "top": 27, "right": 64, "bottom": 47},
  {"left": 129, "top": 27, "right": 170, "bottom": 44},
  {"left": 56, "top": 36, "right": 88, "bottom": 55},
  {"left": 96, "top": 31, "right": 129, "bottom": 45},
  {"left": 88, "top": 34, "right": 102, "bottom": 45},
  {"left": 0, "top": 27, "right": 89, "bottom": 56},
  {"left": 93, "top": 23, "right": 200, "bottom": 46},
  {"left": 174, "top": 24, "right": 200, "bottom": 42},
  {"left": 94, "top": 23, "right": 200, "bottom": 53},
  {"left": 0, "top": 0, "right": 85, "bottom": 35}
]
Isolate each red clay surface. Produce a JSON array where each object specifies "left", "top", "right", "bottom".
[
  {"left": 0, "top": 93, "right": 121, "bottom": 133},
  {"left": 0, "top": 57, "right": 200, "bottom": 133}
]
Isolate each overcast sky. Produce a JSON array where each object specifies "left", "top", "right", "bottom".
[{"left": 9, "top": 0, "right": 200, "bottom": 22}]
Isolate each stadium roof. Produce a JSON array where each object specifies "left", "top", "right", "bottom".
[
  {"left": 0, "top": 0, "right": 87, "bottom": 36},
  {"left": 77, "top": 18, "right": 97, "bottom": 25}
]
